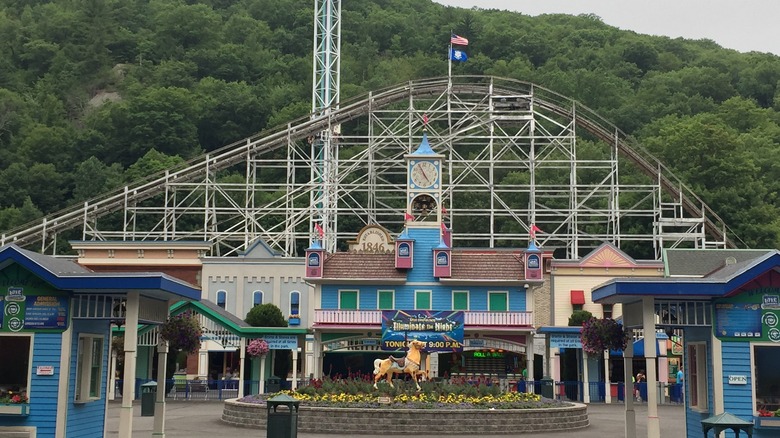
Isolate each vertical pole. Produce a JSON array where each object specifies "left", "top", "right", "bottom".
[
  {"left": 623, "top": 324, "right": 636, "bottom": 438},
  {"left": 238, "top": 337, "right": 246, "bottom": 398},
  {"left": 119, "top": 291, "right": 140, "bottom": 438},
  {"left": 291, "top": 348, "right": 298, "bottom": 391},
  {"left": 643, "top": 297, "right": 660, "bottom": 438},
  {"left": 152, "top": 340, "right": 169, "bottom": 437}
]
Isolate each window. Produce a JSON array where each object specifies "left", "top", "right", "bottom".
[
  {"left": 688, "top": 342, "right": 708, "bottom": 411},
  {"left": 378, "top": 290, "right": 394, "bottom": 310},
  {"left": 415, "top": 290, "right": 431, "bottom": 310},
  {"left": 290, "top": 291, "right": 300, "bottom": 316},
  {"left": 602, "top": 304, "right": 613, "bottom": 319},
  {"left": 339, "top": 290, "right": 358, "bottom": 310},
  {"left": 754, "top": 345, "right": 780, "bottom": 413},
  {"left": 253, "top": 291, "right": 263, "bottom": 307},
  {"left": 76, "top": 334, "right": 104, "bottom": 403},
  {"left": 216, "top": 290, "right": 226, "bottom": 309},
  {"left": 488, "top": 292, "right": 508, "bottom": 311},
  {"left": 0, "top": 335, "right": 31, "bottom": 402},
  {"left": 453, "top": 291, "right": 469, "bottom": 310}
]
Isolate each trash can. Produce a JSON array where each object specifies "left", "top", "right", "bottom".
[
  {"left": 540, "top": 376, "right": 554, "bottom": 399},
  {"left": 140, "top": 381, "right": 157, "bottom": 417},
  {"left": 266, "top": 376, "right": 281, "bottom": 393},
  {"left": 267, "top": 393, "right": 300, "bottom": 438}
]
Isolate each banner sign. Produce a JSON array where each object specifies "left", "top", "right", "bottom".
[
  {"left": 550, "top": 333, "right": 582, "bottom": 349},
  {"left": 261, "top": 334, "right": 298, "bottom": 349},
  {"left": 381, "top": 310, "right": 464, "bottom": 351},
  {"left": 1, "top": 286, "right": 69, "bottom": 332},
  {"left": 714, "top": 288, "right": 780, "bottom": 342}
]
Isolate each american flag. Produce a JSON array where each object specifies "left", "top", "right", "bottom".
[{"left": 450, "top": 34, "right": 468, "bottom": 46}]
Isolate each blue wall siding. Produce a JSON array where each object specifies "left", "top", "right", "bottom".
[
  {"left": 721, "top": 342, "right": 755, "bottom": 419},
  {"left": 407, "top": 228, "right": 439, "bottom": 283},
  {"left": 684, "top": 327, "right": 711, "bottom": 438},
  {"left": 321, "top": 227, "right": 527, "bottom": 312},
  {"left": 66, "top": 319, "right": 110, "bottom": 438},
  {"left": 321, "top": 284, "right": 527, "bottom": 312},
  {"left": 0, "top": 333, "right": 62, "bottom": 435}
]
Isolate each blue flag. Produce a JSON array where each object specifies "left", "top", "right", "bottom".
[{"left": 449, "top": 48, "right": 468, "bottom": 62}]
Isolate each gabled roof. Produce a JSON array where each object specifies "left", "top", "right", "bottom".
[
  {"left": 168, "top": 300, "right": 307, "bottom": 336},
  {"left": 553, "top": 242, "right": 662, "bottom": 270},
  {"left": 321, "top": 253, "right": 407, "bottom": 283},
  {"left": 0, "top": 244, "right": 201, "bottom": 301},
  {"left": 444, "top": 251, "right": 527, "bottom": 284},
  {"left": 592, "top": 250, "right": 780, "bottom": 304},
  {"left": 317, "top": 248, "right": 534, "bottom": 285},
  {"left": 663, "top": 248, "right": 772, "bottom": 277}
]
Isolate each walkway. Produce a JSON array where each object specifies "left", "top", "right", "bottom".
[{"left": 106, "top": 400, "right": 686, "bottom": 437}]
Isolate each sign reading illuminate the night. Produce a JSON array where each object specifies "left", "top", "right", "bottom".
[{"left": 381, "top": 310, "right": 464, "bottom": 351}]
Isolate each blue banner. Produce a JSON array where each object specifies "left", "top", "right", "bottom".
[
  {"left": 449, "top": 48, "right": 468, "bottom": 62},
  {"left": 381, "top": 310, "right": 464, "bottom": 351}
]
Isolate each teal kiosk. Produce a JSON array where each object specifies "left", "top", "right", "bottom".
[{"left": 0, "top": 244, "right": 201, "bottom": 438}]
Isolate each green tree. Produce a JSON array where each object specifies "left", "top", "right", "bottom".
[
  {"left": 245, "top": 303, "right": 287, "bottom": 327},
  {"left": 568, "top": 310, "right": 593, "bottom": 327}
]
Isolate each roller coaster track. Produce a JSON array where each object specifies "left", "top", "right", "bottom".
[{"left": 0, "top": 76, "right": 735, "bottom": 258}]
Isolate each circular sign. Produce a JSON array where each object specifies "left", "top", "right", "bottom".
[
  {"left": 7, "top": 317, "right": 23, "bottom": 332},
  {"left": 5, "top": 302, "right": 20, "bottom": 316},
  {"left": 768, "top": 328, "right": 780, "bottom": 343},
  {"left": 763, "top": 313, "right": 778, "bottom": 327}
]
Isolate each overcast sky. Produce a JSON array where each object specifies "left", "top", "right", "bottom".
[{"left": 436, "top": 0, "right": 780, "bottom": 56}]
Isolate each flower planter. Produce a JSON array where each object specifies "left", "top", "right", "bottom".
[
  {"left": 755, "top": 416, "right": 780, "bottom": 428},
  {"left": 0, "top": 403, "right": 30, "bottom": 416},
  {"left": 288, "top": 318, "right": 301, "bottom": 326}
]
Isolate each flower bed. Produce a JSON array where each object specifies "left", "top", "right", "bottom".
[{"left": 221, "top": 378, "right": 588, "bottom": 434}]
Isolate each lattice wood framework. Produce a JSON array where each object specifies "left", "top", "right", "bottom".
[{"left": 0, "top": 76, "right": 734, "bottom": 259}]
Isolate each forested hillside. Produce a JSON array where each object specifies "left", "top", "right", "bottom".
[{"left": 1, "top": 0, "right": 780, "bottom": 249}]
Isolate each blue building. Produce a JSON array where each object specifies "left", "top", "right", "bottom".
[
  {"left": 593, "top": 248, "right": 780, "bottom": 438},
  {"left": 304, "top": 132, "right": 547, "bottom": 386},
  {"left": 0, "top": 244, "right": 200, "bottom": 438}
]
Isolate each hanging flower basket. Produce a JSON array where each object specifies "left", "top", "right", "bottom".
[
  {"left": 247, "top": 339, "right": 270, "bottom": 358},
  {"left": 580, "top": 317, "right": 630, "bottom": 356},
  {"left": 159, "top": 312, "right": 202, "bottom": 354}
]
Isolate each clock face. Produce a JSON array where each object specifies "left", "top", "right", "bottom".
[{"left": 410, "top": 161, "right": 438, "bottom": 188}]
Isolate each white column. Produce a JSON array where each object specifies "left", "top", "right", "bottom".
[
  {"left": 119, "top": 291, "right": 140, "bottom": 438},
  {"left": 304, "top": 334, "right": 315, "bottom": 381},
  {"left": 238, "top": 338, "right": 247, "bottom": 398},
  {"left": 152, "top": 340, "right": 168, "bottom": 437},
  {"left": 623, "top": 334, "right": 636, "bottom": 438},
  {"left": 527, "top": 335, "right": 535, "bottom": 394},
  {"left": 582, "top": 350, "right": 590, "bottom": 403},
  {"left": 259, "top": 356, "right": 266, "bottom": 393},
  {"left": 291, "top": 348, "right": 298, "bottom": 391},
  {"left": 108, "top": 348, "right": 117, "bottom": 401},
  {"left": 643, "top": 297, "right": 660, "bottom": 438},
  {"left": 604, "top": 350, "right": 612, "bottom": 404}
]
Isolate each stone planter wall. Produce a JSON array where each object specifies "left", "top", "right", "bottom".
[{"left": 222, "top": 400, "right": 588, "bottom": 434}]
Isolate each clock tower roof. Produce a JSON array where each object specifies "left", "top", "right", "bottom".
[{"left": 410, "top": 132, "right": 437, "bottom": 156}]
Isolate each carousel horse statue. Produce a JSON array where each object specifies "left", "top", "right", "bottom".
[{"left": 373, "top": 339, "right": 428, "bottom": 391}]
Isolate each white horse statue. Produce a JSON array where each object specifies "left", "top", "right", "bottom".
[{"left": 373, "top": 339, "right": 428, "bottom": 391}]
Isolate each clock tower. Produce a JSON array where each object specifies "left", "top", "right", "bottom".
[{"left": 406, "top": 132, "right": 443, "bottom": 226}]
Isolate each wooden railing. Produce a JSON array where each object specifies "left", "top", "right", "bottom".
[{"left": 314, "top": 309, "right": 533, "bottom": 327}]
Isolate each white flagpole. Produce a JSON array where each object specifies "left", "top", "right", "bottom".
[{"left": 448, "top": 31, "right": 452, "bottom": 90}]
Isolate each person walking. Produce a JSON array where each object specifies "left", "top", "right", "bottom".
[{"left": 635, "top": 370, "right": 646, "bottom": 402}]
